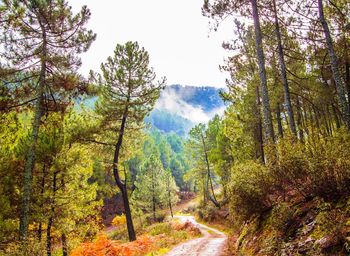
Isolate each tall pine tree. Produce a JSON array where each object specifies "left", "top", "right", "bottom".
[{"left": 0, "top": 0, "right": 95, "bottom": 240}]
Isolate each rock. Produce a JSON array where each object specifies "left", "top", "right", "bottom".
[
  {"left": 315, "top": 235, "right": 339, "bottom": 250},
  {"left": 302, "top": 220, "right": 316, "bottom": 235},
  {"left": 298, "top": 236, "right": 315, "bottom": 253}
]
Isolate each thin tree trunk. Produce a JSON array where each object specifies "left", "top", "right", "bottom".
[
  {"left": 276, "top": 104, "right": 284, "bottom": 138},
  {"left": 272, "top": 0, "right": 297, "bottom": 136},
  {"left": 47, "top": 171, "right": 57, "bottom": 256},
  {"left": 345, "top": 59, "right": 350, "bottom": 109},
  {"left": 255, "top": 86, "right": 265, "bottom": 163},
  {"left": 19, "top": 27, "right": 47, "bottom": 240},
  {"left": 167, "top": 176, "right": 174, "bottom": 218},
  {"left": 332, "top": 104, "right": 341, "bottom": 128},
  {"left": 251, "top": 0, "right": 275, "bottom": 142},
  {"left": 201, "top": 133, "right": 220, "bottom": 208},
  {"left": 152, "top": 173, "right": 156, "bottom": 222},
  {"left": 38, "top": 163, "right": 48, "bottom": 241},
  {"left": 62, "top": 233, "right": 68, "bottom": 256},
  {"left": 318, "top": 0, "right": 350, "bottom": 130},
  {"left": 112, "top": 94, "right": 136, "bottom": 241},
  {"left": 168, "top": 190, "right": 174, "bottom": 218},
  {"left": 46, "top": 217, "right": 53, "bottom": 256},
  {"left": 296, "top": 97, "right": 304, "bottom": 142}
]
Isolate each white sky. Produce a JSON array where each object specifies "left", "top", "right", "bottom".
[{"left": 70, "top": 0, "right": 234, "bottom": 88}]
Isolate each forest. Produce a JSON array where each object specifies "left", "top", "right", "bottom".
[{"left": 1, "top": 0, "right": 350, "bottom": 255}]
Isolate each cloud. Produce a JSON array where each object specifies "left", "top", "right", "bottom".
[{"left": 155, "top": 87, "right": 225, "bottom": 124}]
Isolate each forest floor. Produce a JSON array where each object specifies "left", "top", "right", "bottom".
[{"left": 164, "top": 215, "right": 227, "bottom": 256}]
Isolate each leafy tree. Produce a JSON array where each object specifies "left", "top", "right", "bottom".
[
  {"left": 0, "top": 0, "right": 95, "bottom": 240},
  {"left": 91, "top": 41, "right": 165, "bottom": 241}
]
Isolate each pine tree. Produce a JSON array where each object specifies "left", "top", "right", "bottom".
[
  {"left": 164, "top": 168, "right": 179, "bottom": 218},
  {"left": 132, "top": 155, "right": 168, "bottom": 222},
  {"left": 188, "top": 124, "right": 220, "bottom": 207},
  {"left": 317, "top": 0, "right": 350, "bottom": 130},
  {"left": 0, "top": 0, "right": 95, "bottom": 240},
  {"left": 92, "top": 41, "right": 165, "bottom": 241}
]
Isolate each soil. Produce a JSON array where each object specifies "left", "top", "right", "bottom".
[{"left": 164, "top": 215, "right": 227, "bottom": 256}]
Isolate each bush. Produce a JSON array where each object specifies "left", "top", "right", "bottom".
[
  {"left": 227, "top": 130, "right": 350, "bottom": 221},
  {"left": 307, "top": 131, "right": 350, "bottom": 201},
  {"left": 227, "top": 161, "right": 273, "bottom": 219},
  {"left": 0, "top": 240, "right": 45, "bottom": 256},
  {"left": 270, "top": 202, "right": 294, "bottom": 234},
  {"left": 112, "top": 214, "right": 126, "bottom": 227},
  {"left": 273, "top": 131, "right": 350, "bottom": 201},
  {"left": 269, "top": 138, "right": 310, "bottom": 197}
]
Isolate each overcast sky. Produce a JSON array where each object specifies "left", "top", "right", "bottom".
[{"left": 70, "top": 0, "right": 233, "bottom": 88}]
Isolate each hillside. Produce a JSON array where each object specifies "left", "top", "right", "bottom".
[{"left": 147, "top": 84, "right": 225, "bottom": 135}]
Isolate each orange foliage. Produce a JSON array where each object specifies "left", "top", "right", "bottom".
[
  {"left": 71, "top": 233, "right": 158, "bottom": 256},
  {"left": 173, "top": 221, "right": 201, "bottom": 236}
]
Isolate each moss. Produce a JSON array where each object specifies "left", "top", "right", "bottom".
[{"left": 309, "top": 225, "right": 324, "bottom": 240}]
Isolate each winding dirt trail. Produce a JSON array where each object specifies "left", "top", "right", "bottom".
[{"left": 164, "top": 215, "right": 227, "bottom": 256}]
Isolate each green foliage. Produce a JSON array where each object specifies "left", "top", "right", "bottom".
[
  {"left": 132, "top": 155, "right": 170, "bottom": 216},
  {"left": 228, "top": 161, "right": 273, "bottom": 219},
  {"left": 227, "top": 130, "right": 350, "bottom": 221}
]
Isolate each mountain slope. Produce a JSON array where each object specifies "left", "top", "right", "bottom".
[{"left": 148, "top": 84, "right": 225, "bottom": 135}]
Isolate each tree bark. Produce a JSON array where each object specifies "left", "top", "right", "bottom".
[
  {"left": 168, "top": 191, "right": 174, "bottom": 218},
  {"left": 112, "top": 94, "right": 136, "bottom": 241},
  {"left": 38, "top": 164, "right": 47, "bottom": 241},
  {"left": 255, "top": 86, "right": 265, "bottom": 163},
  {"left": 276, "top": 104, "right": 284, "bottom": 138},
  {"left": 251, "top": 0, "right": 275, "bottom": 142},
  {"left": 296, "top": 97, "right": 304, "bottom": 142},
  {"left": 272, "top": 0, "right": 297, "bottom": 136},
  {"left": 46, "top": 217, "right": 53, "bottom": 256},
  {"left": 318, "top": 0, "right": 350, "bottom": 130},
  {"left": 62, "top": 233, "right": 68, "bottom": 256},
  {"left": 47, "top": 171, "right": 57, "bottom": 256},
  {"left": 19, "top": 24, "right": 47, "bottom": 240},
  {"left": 201, "top": 133, "right": 220, "bottom": 208}
]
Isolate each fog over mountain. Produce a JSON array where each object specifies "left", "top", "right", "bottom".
[{"left": 147, "top": 85, "right": 226, "bottom": 135}]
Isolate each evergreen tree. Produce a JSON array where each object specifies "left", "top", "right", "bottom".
[
  {"left": 92, "top": 41, "right": 165, "bottom": 241},
  {"left": 132, "top": 155, "right": 167, "bottom": 222},
  {"left": 317, "top": 0, "right": 350, "bottom": 130},
  {"left": 164, "top": 168, "right": 179, "bottom": 218},
  {"left": 0, "top": 0, "right": 95, "bottom": 240}
]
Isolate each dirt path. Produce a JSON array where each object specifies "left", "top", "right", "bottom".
[{"left": 164, "top": 215, "right": 227, "bottom": 256}]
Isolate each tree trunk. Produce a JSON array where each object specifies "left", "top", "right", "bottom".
[
  {"left": 46, "top": 217, "right": 53, "bottom": 256},
  {"left": 62, "top": 233, "right": 68, "bottom": 256},
  {"left": 201, "top": 133, "right": 220, "bottom": 208},
  {"left": 112, "top": 96, "right": 136, "bottom": 241},
  {"left": 152, "top": 176, "right": 156, "bottom": 222},
  {"left": 251, "top": 0, "right": 275, "bottom": 142},
  {"left": 255, "top": 86, "right": 265, "bottom": 163},
  {"left": 272, "top": 0, "right": 297, "bottom": 136},
  {"left": 296, "top": 97, "right": 304, "bottom": 142},
  {"left": 38, "top": 164, "right": 47, "bottom": 241},
  {"left": 168, "top": 190, "right": 174, "bottom": 218},
  {"left": 345, "top": 59, "right": 350, "bottom": 109},
  {"left": 276, "top": 104, "right": 284, "bottom": 138},
  {"left": 47, "top": 171, "right": 57, "bottom": 256},
  {"left": 19, "top": 21, "right": 47, "bottom": 241},
  {"left": 120, "top": 186, "right": 136, "bottom": 241},
  {"left": 332, "top": 104, "right": 341, "bottom": 128},
  {"left": 318, "top": 0, "right": 350, "bottom": 130}
]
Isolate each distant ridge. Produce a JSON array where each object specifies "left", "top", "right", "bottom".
[{"left": 147, "top": 84, "right": 225, "bottom": 136}]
